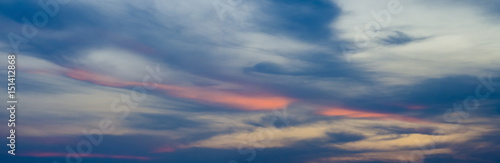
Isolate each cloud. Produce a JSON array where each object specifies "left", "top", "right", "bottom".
[
  {"left": 185, "top": 117, "right": 494, "bottom": 162},
  {"left": 65, "top": 69, "right": 294, "bottom": 110},
  {"left": 317, "top": 107, "right": 427, "bottom": 123},
  {"left": 1, "top": 0, "right": 500, "bottom": 162},
  {"left": 380, "top": 31, "right": 427, "bottom": 45},
  {"left": 309, "top": 149, "right": 451, "bottom": 163},
  {"left": 332, "top": 0, "right": 500, "bottom": 85},
  {"left": 22, "top": 152, "right": 151, "bottom": 160}
]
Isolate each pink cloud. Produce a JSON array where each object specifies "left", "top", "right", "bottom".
[
  {"left": 153, "top": 147, "right": 175, "bottom": 153},
  {"left": 66, "top": 69, "right": 130, "bottom": 87},
  {"left": 65, "top": 69, "right": 294, "bottom": 110},
  {"left": 407, "top": 105, "right": 426, "bottom": 110},
  {"left": 317, "top": 108, "right": 389, "bottom": 118},
  {"left": 317, "top": 108, "right": 429, "bottom": 124},
  {"left": 22, "top": 152, "right": 151, "bottom": 160}
]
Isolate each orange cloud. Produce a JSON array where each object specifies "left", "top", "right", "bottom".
[
  {"left": 317, "top": 108, "right": 427, "bottom": 124},
  {"left": 65, "top": 69, "right": 293, "bottom": 110},
  {"left": 318, "top": 108, "right": 389, "bottom": 118},
  {"left": 158, "top": 85, "right": 293, "bottom": 110}
]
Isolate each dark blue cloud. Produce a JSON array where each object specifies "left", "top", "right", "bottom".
[
  {"left": 381, "top": 31, "right": 426, "bottom": 45},
  {"left": 252, "top": 0, "right": 341, "bottom": 42},
  {"left": 126, "top": 114, "right": 204, "bottom": 130},
  {"left": 325, "top": 132, "right": 365, "bottom": 143}
]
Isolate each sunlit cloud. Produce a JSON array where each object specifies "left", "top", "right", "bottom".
[
  {"left": 1, "top": 0, "right": 499, "bottom": 162},
  {"left": 317, "top": 108, "right": 426, "bottom": 123},
  {"left": 308, "top": 149, "right": 451, "bottom": 163},
  {"left": 22, "top": 152, "right": 151, "bottom": 160},
  {"left": 65, "top": 69, "right": 294, "bottom": 110}
]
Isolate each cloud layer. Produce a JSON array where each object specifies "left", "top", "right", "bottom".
[{"left": 1, "top": 0, "right": 500, "bottom": 162}]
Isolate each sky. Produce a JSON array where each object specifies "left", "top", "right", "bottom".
[{"left": 1, "top": 0, "right": 500, "bottom": 163}]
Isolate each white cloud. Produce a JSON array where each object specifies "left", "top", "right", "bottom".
[{"left": 332, "top": 0, "right": 500, "bottom": 85}]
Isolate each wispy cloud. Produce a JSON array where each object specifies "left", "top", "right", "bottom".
[{"left": 1, "top": 0, "right": 499, "bottom": 162}]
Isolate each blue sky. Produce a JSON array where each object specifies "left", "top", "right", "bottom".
[{"left": 1, "top": 0, "right": 500, "bottom": 162}]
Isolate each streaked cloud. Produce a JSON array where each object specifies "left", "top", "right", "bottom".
[{"left": 0, "top": 0, "right": 499, "bottom": 162}]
